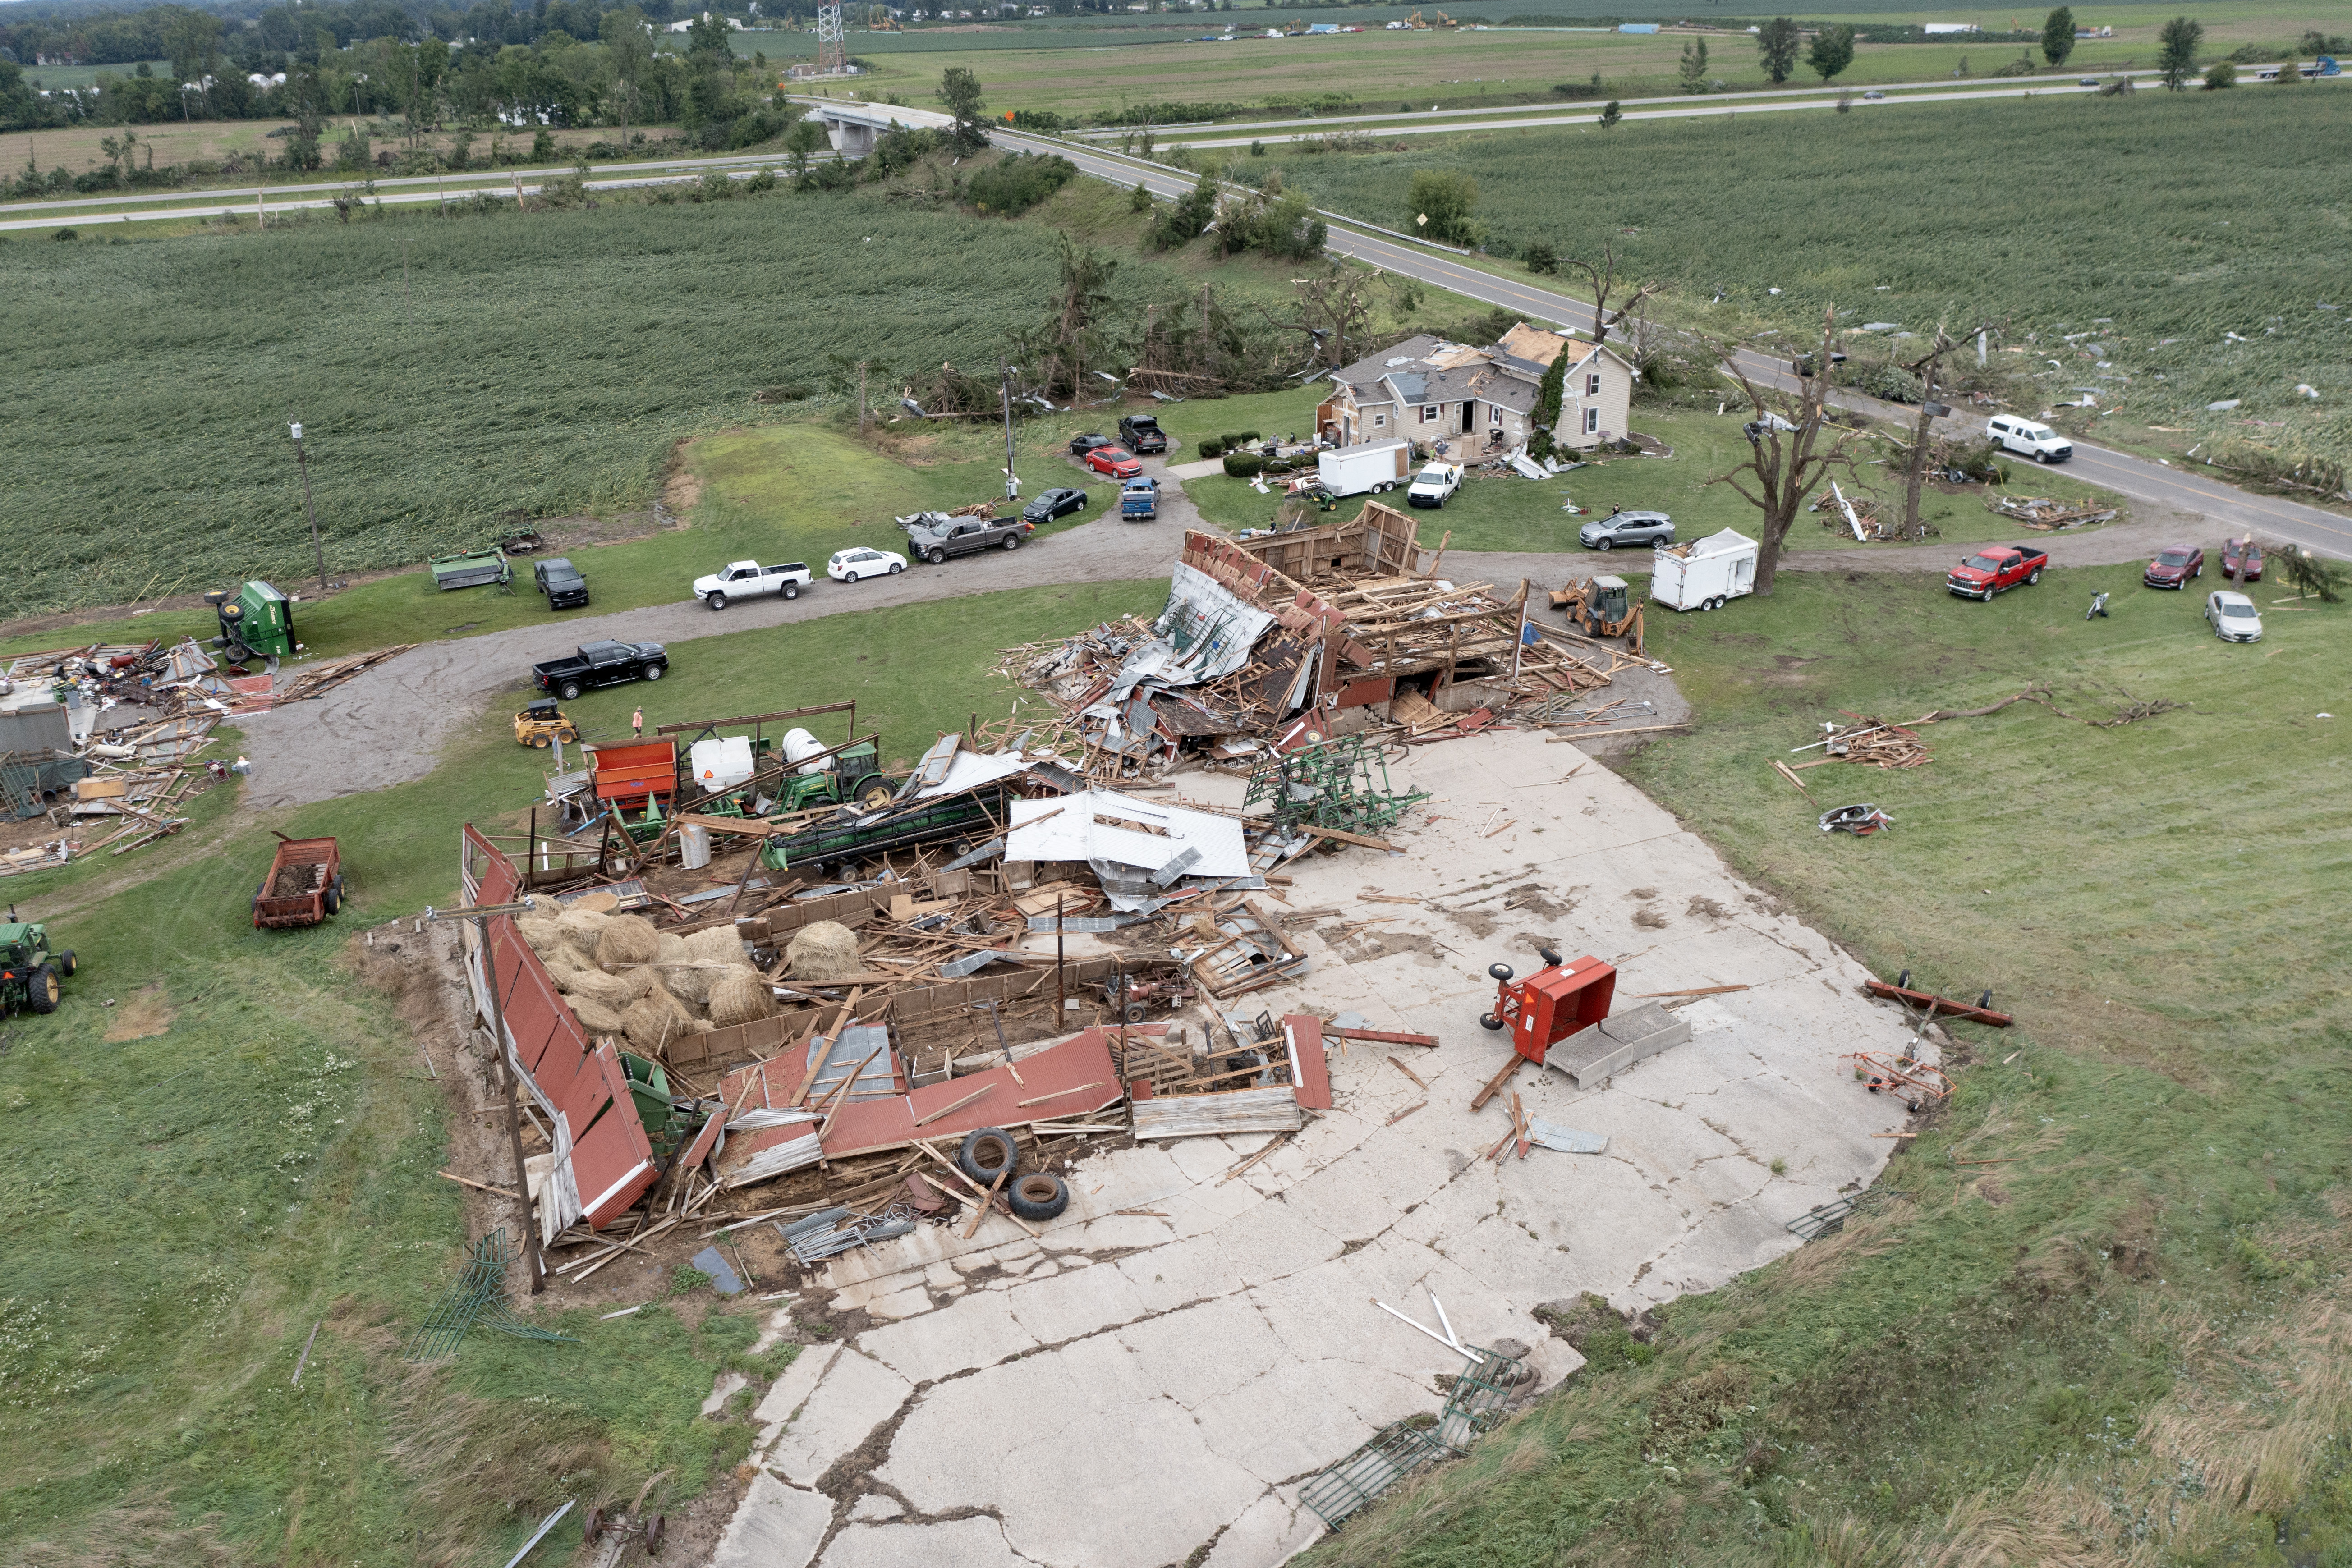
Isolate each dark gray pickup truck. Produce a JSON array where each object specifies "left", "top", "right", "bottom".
[
  {"left": 532, "top": 639, "right": 667, "bottom": 701},
  {"left": 906, "top": 513, "right": 1034, "bottom": 565}
]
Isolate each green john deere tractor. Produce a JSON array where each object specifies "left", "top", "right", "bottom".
[
  {"left": 0, "top": 919, "right": 76, "bottom": 1016},
  {"left": 202, "top": 581, "right": 302, "bottom": 670}
]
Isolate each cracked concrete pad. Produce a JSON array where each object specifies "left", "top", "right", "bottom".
[
  {"left": 879, "top": 1356, "right": 1267, "bottom": 1568},
  {"left": 818, "top": 1516, "right": 1033, "bottom": 1568},
  {"left": 710, "top": 1472, "right": 831, "bottom": 1568},
  {"left": 710, "top": 728, "right": 1933, "bottom": 1568},
  {"left": 703, "top": 1371, "right": 749, "bottom": 1417},
  {"left": 861, "top": 1285, "right": 1037, "bottom": 1387},
  {"left": 768, "top": 1348, "right": 914, "bottom": 1488},
  {"left": 846, "top": 1493, "right": 903, "bottom": 1522},
  {"left": 755, "top": 1343, "right": 841, "bottom": 1432},
  {"left": 1204, "top": 1489, "right": 1322, "bottom": 1568}
]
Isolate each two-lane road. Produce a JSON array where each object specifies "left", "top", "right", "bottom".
[{"left": 998, "top": 128, "right": 2352, "bottom": 563}]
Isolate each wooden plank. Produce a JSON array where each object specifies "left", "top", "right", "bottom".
[
  {"left": 1283, "top": 1015, "right": 1332, "bottom": 1110},
  {"left": 1327, "top": 1026, "right": 1439, "bottom": 1047}
]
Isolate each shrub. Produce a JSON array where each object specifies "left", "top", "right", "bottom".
[
  {"left": 1198, "top": 437, "right": 1227, "bottom": 459},
  {"left": 1222, "top": 452, "right": 1267, "bottom": 478},
  {"left": 532, "top": 128, "right": 556, "bottom": 160},
  {"left": 1220, "top": 431, "right": 1260, "bottom": 449},
  {"left": 1524, "top": 240, "right": 1558, "bottom": 274},
  {"left": 965, "top": 152, "right": 1077, "bottom": 217}
]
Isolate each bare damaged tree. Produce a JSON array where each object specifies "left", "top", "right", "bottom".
[
  {"left": 1568, "top": 242, "right": 1658, "bottom": 348},
  {"left": 1897, "top": 318, "right": 2000, "bottom": 541},
  {"left": 1258, "top": 264, "right": 1377, "bottom": 372},
  {"left": 1707, "top": 306, "right": 1863, "bottom": 596}
]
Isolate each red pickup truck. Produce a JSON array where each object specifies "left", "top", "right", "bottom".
[{"left": 1946, "top": 544, "right": 2049, "bottom": 601}]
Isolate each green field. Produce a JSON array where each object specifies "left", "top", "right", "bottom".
[
  {"left": 0, "top": 188, "right": 1131, "bottom": 619},
  {"left": 1310, "top": 562, "right": 2352, "bottom": 1565},
  {"left": 0, "top": 576, "right": 1163, "bottom": 1563},
  {"left": 1263, "top": 88, "right": 2352, "bottom": 472}
]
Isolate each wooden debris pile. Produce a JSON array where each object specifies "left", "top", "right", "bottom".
[
  {"left": 1987, "top": 494, "right": 2119, "bottom": 529},
  {"left": 1787, "top": 713, "right": 1932, "bottom": 773}
]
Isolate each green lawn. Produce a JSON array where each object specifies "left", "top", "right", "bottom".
[
  {"left": 1311, "top": 562, "right": 2352, "bottom": 1565},
  {"left": 0, "top": 577, "right": 1164, "bottom": 1563}
]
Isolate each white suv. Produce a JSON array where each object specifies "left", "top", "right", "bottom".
[{"left": 1987, "top": 415, "right": 2074, "bottom": 463}]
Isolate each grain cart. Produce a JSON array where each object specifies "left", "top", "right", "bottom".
[
  {"left": 0, "top": 916, "right": 78, "bottom": 1015},
  {"left": 202, "top": 581, "right": 302, "bottom": 669},
  {"left": 253, "top": 833, "right": 345, "bottom": 928}
]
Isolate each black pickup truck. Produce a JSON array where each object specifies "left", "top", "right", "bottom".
[
  {"left": 906, "top": 513, "right": 1034, "bottom": 564},
  {"left": 1118, "top": 413, "right": 1170, "bottom": 455},
  {"left": 532, "top": 639, "right": 667, "bottom": 700}
]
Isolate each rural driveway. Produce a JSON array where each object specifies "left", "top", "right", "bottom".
[{"left": 236, "top": 465, "right": 1187, "bottom": 809}]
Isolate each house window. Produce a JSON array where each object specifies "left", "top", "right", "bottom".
[
  {"left": 1373, "top": 412, "right": 1386, "bottom": 428},
  {"left": 1584, "top": 407, "right": 1600, "bottom": 436},
  {"left": 1420, "top": 406, "right": 1438, "bottom": 424},
  {"left": 1586, "top": 373, "right": 1602, "bottom": 397},
  {"left": 1490, "top": 403, "right": 1503, "bottom": 426}
]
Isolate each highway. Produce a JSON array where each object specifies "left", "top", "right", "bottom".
[{"left": 1001, "top": 128, "right": 2352, "bottom": 562}]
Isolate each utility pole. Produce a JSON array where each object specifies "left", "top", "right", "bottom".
[
  {"left": 427, "top": 897, "right": 549, "bottom": 1293},
  {"left": 290, "top": 422, "right": 327, "bottom": 591},
  {"left": 998, "top": 358, "right": 1019, "bottom": 501}
]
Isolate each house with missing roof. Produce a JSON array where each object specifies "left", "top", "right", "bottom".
[{"left": 1316, "top": 322, "right": 1636, "bottom": 455}]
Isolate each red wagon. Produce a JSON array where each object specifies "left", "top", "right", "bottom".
[{"left": 254, "top": 834, "right": 345, "bottom": 929}]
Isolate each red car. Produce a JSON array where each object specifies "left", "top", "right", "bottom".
[
  {"left": 2143, "top": 545, "right": 2204, "bottom": 589},
  {"left": 1081, "top": 444, "right": 1142, "bottom": 479},
  {"left": 2221, "top": 538, "right": 2263, "bottom": 582}
]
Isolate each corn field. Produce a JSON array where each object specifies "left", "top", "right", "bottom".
[{"left": 0, "top": 193, "right": 1100, "bottom": 616}]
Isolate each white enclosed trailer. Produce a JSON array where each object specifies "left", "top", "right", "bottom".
[{"left": 1650, "top": 529, "right": 1759, "bottom": 612}]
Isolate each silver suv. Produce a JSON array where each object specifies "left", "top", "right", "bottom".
[{"left": 1578, "top": 509, "right": 1675, "bottom": 551}]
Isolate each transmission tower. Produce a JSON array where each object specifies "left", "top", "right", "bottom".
[{"left": 815, "top": 3, "right": 847, "bottom": 73}]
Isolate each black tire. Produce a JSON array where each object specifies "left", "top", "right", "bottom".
[
  {"left": 1124, "top": 1002, "right": 1148, "bottom": 1024},
  {"left": 844, "top": 571, "right": 859, "bottom": 584},
  {"left": 322, "top": 881, "right": 342, "bottom": 917},
  {"left": 1595, "top": 537, "right": 1614, "bottom": 551},
  {"left": 2027, "top": 568, "right": 2042, "bottom": 585},
  {"left": 707, "top": 592, "right": 727, "bottom": 611},
  {"left": 1897, "top": 968, "right": 1911, "bottom": 990},
  {"left": 532, "top": 732, "right": 551, "bottom": 748},
  {"left": 1488, "top": 963, "right": 1516, "bottom": 982},
  {"left": 1007, "top": 1172, "right": 1069, "bottom": 1223},
  {"left": 1479, "top": 1013, "right": 1505, "bottom": 1031},
  {"left": 560, "top": 681, "right": 583, "bottom": 701},
  {"left": 643, "top": 663, "right": 665, "bottom": 681},
  {"left": 56, "top": 950, "right": 77, "bottom": 978},
  {"left": 926, "top": 549, "right": 946, "bottom": 565},
  {"left": 1003, "top": 534, "right": 1021, "bottom": 551},
  {"left": 958, "top": 1127, "right": 1018, "bottom": 1188},
  {"left": 555, "top": 726, "right": 578, "bottom": 744},
  {"left": 888, "top": 562, "right": 904, "bottom": 574},
  {"left": 782, "top": 582, "right": 799, "bottom": 600},
  {"left": 27, "top": 965, "right": 58, "bottom": 1014}
]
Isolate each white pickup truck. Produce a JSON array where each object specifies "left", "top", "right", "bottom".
[
  {"left": 1406, "top": 461, "right": 1464, "bottom": 509},
  {"left": 694, "top": 559, "right": 811, "bottom": 610}
]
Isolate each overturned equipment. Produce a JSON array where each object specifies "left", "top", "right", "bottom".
[
  {"left": 1243, "top": 732, "right": 1427, "bottom": 839},
  {"left": 1477, "top": 949, "right": 1692, "bottom": 1088}
]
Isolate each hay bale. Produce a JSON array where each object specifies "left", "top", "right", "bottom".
[
  {"left": 559, "top": 967, "right": 633, "bottom": 1009},
  {"left": 687, "top": 925, "right": 750, "bottom": 965},
  {"left": 596, "top": 913, "right": 660, "bottom": 968},
  {"left": 538, "top": 940, "right": 582, "bottom": 977},
  {"left": 622, "top": 990, "right": 692, "bottom": 1054},
  {"left": 785, "top": 920, "right": 862, "bottom": 982},
  {"left": 556, "top": 905, "right": 612, "bottom": 958},
  {"left": 708, "top": 968, "right": 776, "bottom": 1028},
  {"left": 516, "top": 914, "right": 566, "bottom": 956},
  {"left": 618, "top": 965, "right": 670, "bottom": 1002},
  {"left": 568, "top": 996, "right": 627, "bottom": 1037},
  {"left": 657, "top": 931, "right": 691, "bottom": 965}
]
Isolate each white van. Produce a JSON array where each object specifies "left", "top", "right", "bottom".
[{"left": 1986, "top": 415, "right": 2074, "bottom": 463}]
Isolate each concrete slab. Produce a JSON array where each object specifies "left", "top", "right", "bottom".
[
  {"left": 818, "top": 1516, "right": 1034, "bottom": 1568},
  {"left": 767, "top": 1348, "right": 914, "bottom": 1487},
  {"left": 705, "top": 728, "right": 1929, "bottom": 1568},
  {"left": 709, "top": 1471, "right": 831, "bottom": 1568}
]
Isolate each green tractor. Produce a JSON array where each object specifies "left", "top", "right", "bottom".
[
  {"left": 774, "top": 734, "right": 895, "bottom": 815},
  {"left": 0, "top": 918, "right": 77, "bottom": 1016},
  {"left": 202, "top": 581, "right": 303, "bottom": 671}
]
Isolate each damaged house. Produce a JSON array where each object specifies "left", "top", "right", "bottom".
[{"left": 1318, "top": 322, "right": 1636, "bottom": 454}]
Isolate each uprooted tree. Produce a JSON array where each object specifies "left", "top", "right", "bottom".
[
  {"left": 1010, "top": 233, "right": 1118, "bottom": 399},
  {"left": 1258, "top": 264, "right": 1378, "bottom": 373},
  {"left": 1707, "top": 306, "right": 1863, "bottom": 596},
  {"left": 1569, "top": 243, "right": 1657, "bottom": 349}
]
